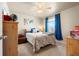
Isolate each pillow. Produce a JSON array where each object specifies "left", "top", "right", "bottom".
[
  {"left": 30, "top": 28, "right": 35, "bottom": 33},
  {"left": 31, "top": 28, "right": 40, "bottom": 33}
]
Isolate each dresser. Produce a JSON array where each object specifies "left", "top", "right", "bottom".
[
  {"left": 3, "top": 21, "right": 18, "bottom": 56},
  {"left": 66, "top": 36, "right": 79, "bottom": 56}
]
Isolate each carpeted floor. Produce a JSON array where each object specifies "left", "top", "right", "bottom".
[{"left": 18, "top": 40, "right": 66, "bottom": 56}]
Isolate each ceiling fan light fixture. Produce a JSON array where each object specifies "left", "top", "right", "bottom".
[{"left": 37, "top": 10, "right": 43, "bottom": 13}]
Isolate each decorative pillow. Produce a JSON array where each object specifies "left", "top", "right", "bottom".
[
  {"left": 30, "top": 28, "right": 40, "bottom": 33},
  {"left": 30, "top": 28, "right": 35, "bottom": 33}
]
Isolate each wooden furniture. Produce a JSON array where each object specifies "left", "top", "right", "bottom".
[
  {"left": 18, "top": 34, "right": 27, "bottom": 44},
  {"left": 66, "top": 36, "right": 79, "bottom": 56},
  {"left": 3, "top": 21, "right": 18, "bottom": 56},
  {"left": 74, "top": 25, "right": 79, "bottom": 30}
]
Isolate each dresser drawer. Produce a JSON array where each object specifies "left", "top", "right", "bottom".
[
  {"left": 67, "top": 36, "right": 79, "bottom": 56},
  {"left": 67, "top": 46, "right": 79, "bottom": 56},
  {"left": 67, "top": 39, "right": 79, "bottom": 45},
  {"left": 66, "top": 46, "right": 74, "bottom": 56},
  {"left": 71, "top": 46, "right": 79, "bottom": 56},
  {"left": 73, "top": 46, "right": 79, "bottom": 56}
]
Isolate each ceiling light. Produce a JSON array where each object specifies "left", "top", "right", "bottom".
[{"left": 37, "top": 10, "right": 43, "bottom": 13}]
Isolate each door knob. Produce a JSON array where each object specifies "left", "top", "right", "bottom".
[
  {"left": 0, "top": 35, "right": 7, "bottom": 40},
  {"left": 3, "top": 36, "right": 7, "bottom": 39}
]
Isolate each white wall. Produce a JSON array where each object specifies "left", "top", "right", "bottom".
[
  {"left": 61, "top": 5, "right": 79, "bottom": 39},
  {"left": 8, "top": 4, "right": 44, "bottom": 33},
  {"left": 9, "top": 10, "right": 45, "bottom": 34},
  {"left": 0, "top": 3, "right": 3, "bottom": 56},
  {"left": 0, "top": 2, "right": 9, "bottom": 56}
]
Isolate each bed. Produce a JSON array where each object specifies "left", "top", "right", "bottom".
[{"left": 26, "top": 32, "right": 56, "bottom": 52}]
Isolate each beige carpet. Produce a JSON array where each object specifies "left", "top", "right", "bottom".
[{"left": 18, "top": 40, "right": 66, "bottom": 56}]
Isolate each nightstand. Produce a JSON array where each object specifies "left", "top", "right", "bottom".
[{"left": 18, "top": 34, "right": 27, "bottom": 44}]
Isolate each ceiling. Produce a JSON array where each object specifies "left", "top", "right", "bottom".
[{"left": 7, "top": 2, "right": 79, "bottom": 17}]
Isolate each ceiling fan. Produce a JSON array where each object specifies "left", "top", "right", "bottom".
[{"left": 33, "top": 3, "right": 52, "bottom": 13}]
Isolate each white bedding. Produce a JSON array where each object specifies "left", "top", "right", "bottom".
[{"left": 26, "top": 32, "right": 56, "bottom": 52}]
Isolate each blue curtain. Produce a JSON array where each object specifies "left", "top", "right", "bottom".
[
  {"left": 45, "top": 17, "right": 48, "bottom": 32},
  {"left": 55, "top": 14, "right": 63, "bottom": 40}
]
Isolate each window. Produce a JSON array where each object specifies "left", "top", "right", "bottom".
[{"left": 47, "top": 17, "right": 55, "bottom": 33}]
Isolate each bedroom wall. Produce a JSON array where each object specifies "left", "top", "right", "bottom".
[
  {"left": 0, "top": 2, "right": 9, "bottom": 56},
  {"left": 61, "top": 5, "right": 79, "bottom": 39},
  {"left": 0, "top": 3, "right": 3, "bottom": 56},
  {"left": 9, "top": 10, "right": 45, "bottom": 34},
  {"left": 7, "top": 3, "right": 45, "bottom": 34},
  {"left": 0, "top": 2, "right": 9, "bottom": 35},
  {"left": 35, "top": 17, "right": 45, "bottom": 32},
  {"left": 8, "top": 3, "right": 79, "bottom": 38}
]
